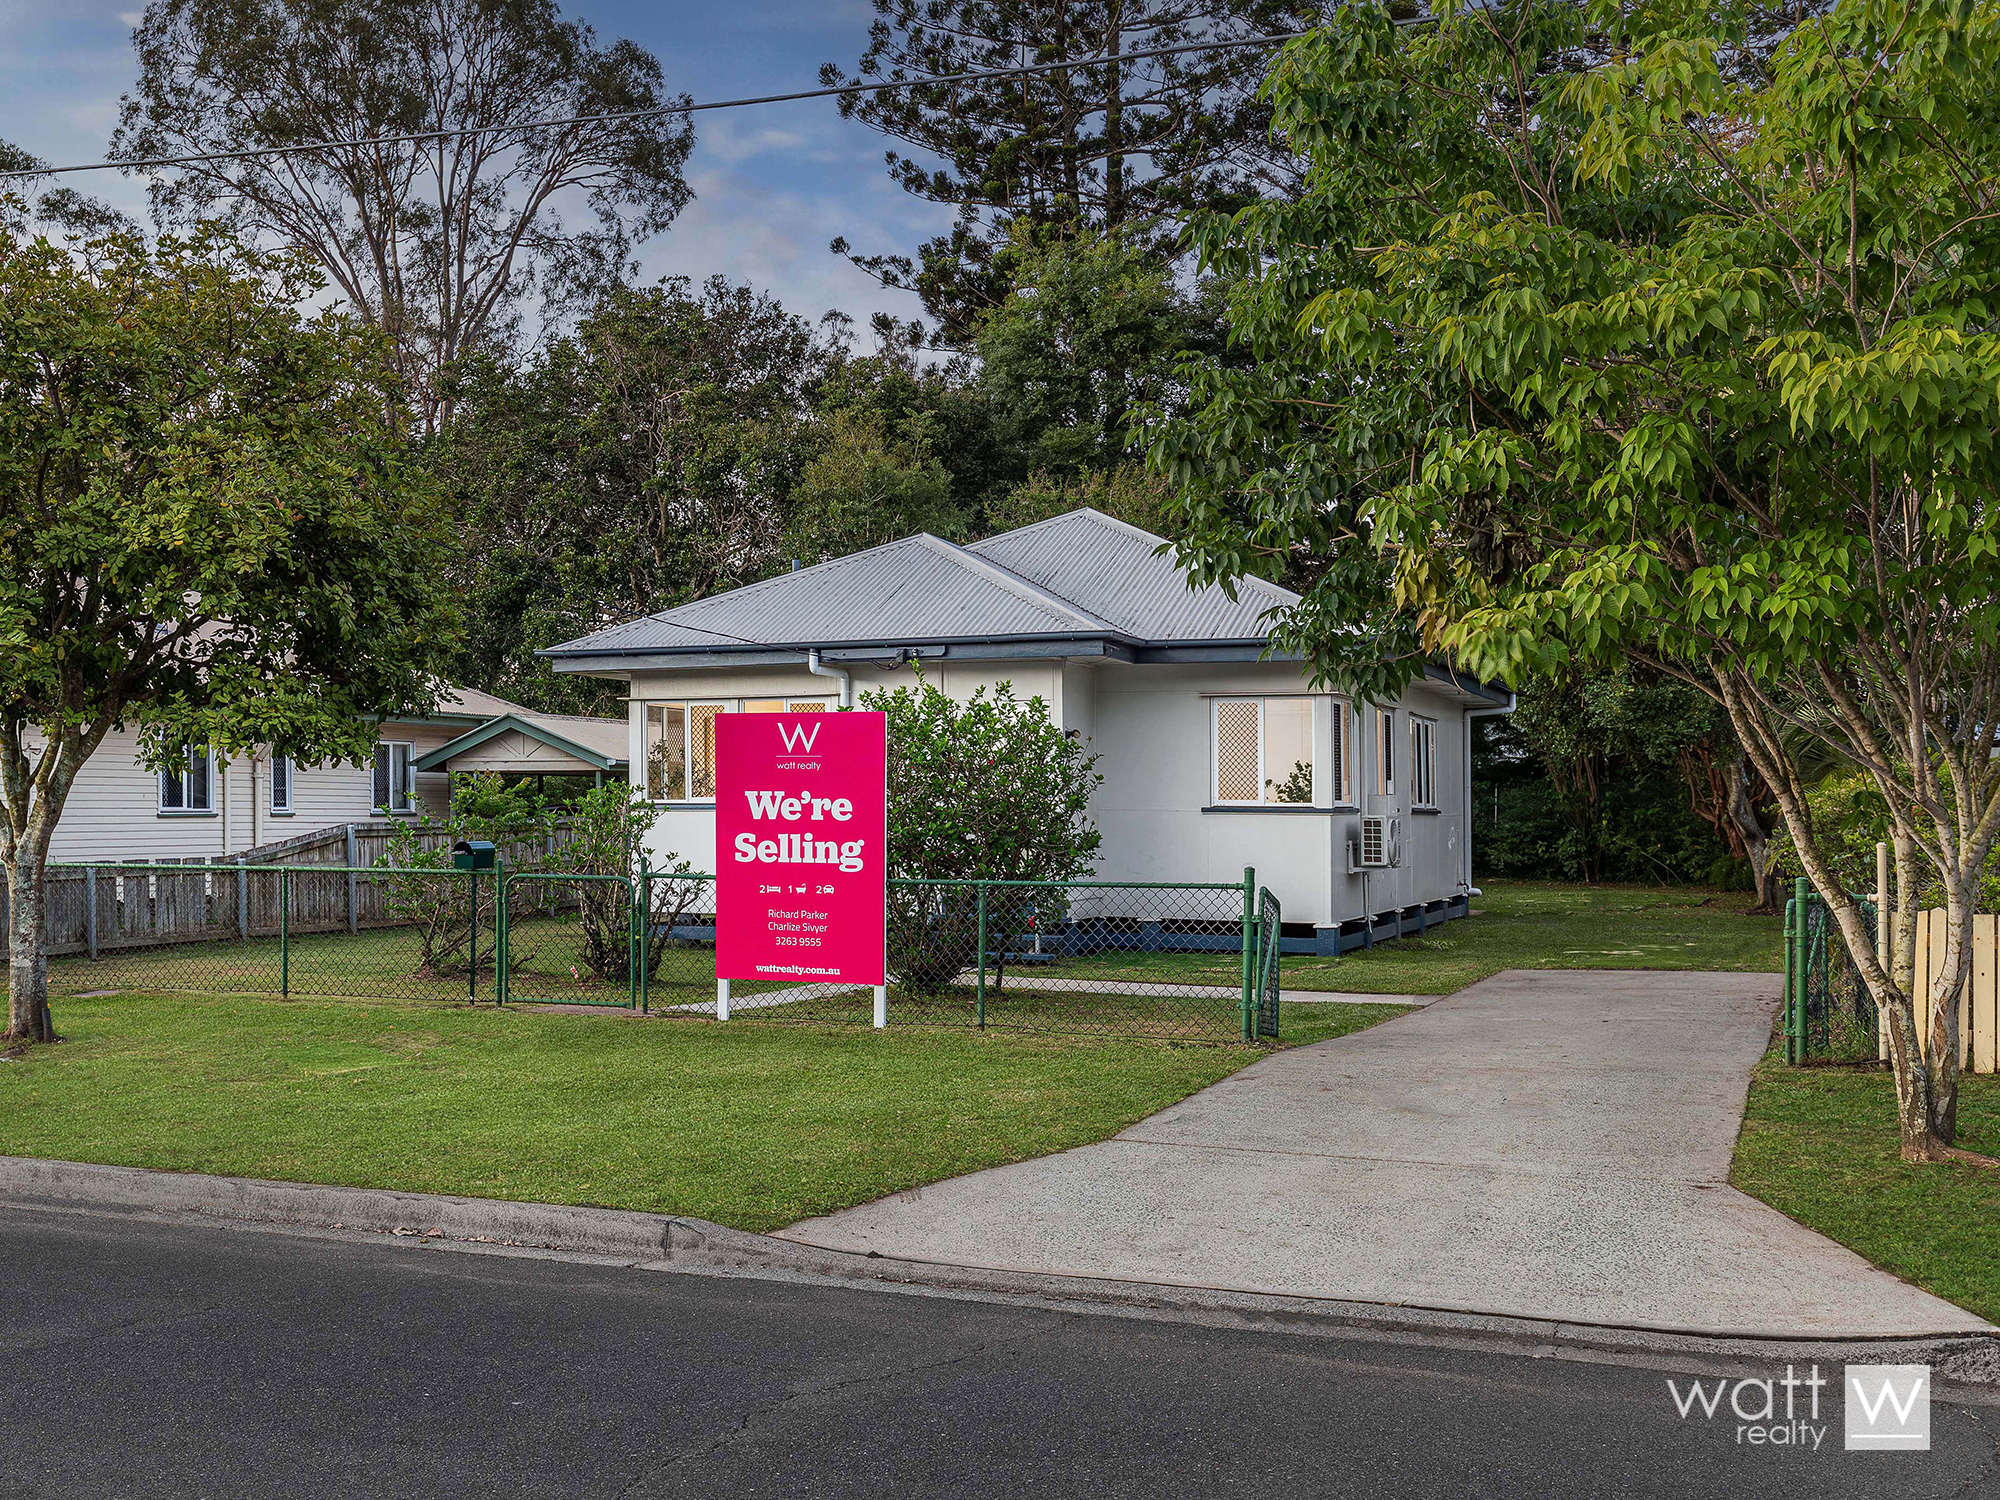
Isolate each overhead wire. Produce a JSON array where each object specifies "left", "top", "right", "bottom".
[{"left": 1, "top": 29, "right": 1332, "bottom": 182}]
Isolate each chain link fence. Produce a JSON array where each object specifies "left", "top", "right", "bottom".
[
  {"left": 41, "top": 862, "right": 1278, "bottom": 1043},
  {"left": 1784, "top": 884, "right": 1881, "bottom": 1064}
]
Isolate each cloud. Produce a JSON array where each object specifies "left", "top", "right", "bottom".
[{"left": 117, "top": 12, "right": 143, "bottom": 26}]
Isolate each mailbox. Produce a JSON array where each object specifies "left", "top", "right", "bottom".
[{"left": 451, "top": 840, "right": 496, "bottom": 872}]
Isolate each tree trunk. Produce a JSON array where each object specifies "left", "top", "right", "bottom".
[
  {"left": 6, "top": 853, "right": 55, "bottom": 1045},
  {"left": 1725, "top": 754, "right": 1779, "bottom": 911}
]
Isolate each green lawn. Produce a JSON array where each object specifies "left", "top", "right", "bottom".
[
  {"left": 0, "top": 993, "right": 1400, "bottom": 1231},
  {"left": 1057, "top": 880, "right": 1785, "bottom": 995},
  {"left": 1732, "top": 1052, "right": 2000, "bottom": 1323}
]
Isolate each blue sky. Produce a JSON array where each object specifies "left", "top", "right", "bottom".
[{"left": 0, "top": 0, "right": 950, "bottom": 335}]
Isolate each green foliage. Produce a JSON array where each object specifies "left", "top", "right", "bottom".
[
  {"left": 985, "top": 464, "right": 1175, "bottom": 536},
  {"left": 861, "top": 678, "right": 1102, "bottom": 989},
  {"left": 975, "top": 229, "right": 1222, "bottom": 478},
  {"left": 0, "top": 226, "right": 456, "bottom": 779},
  {"left": 547, "top": 781, "right": 699, "bottom": 982},
  {"left": 375, "top": 774, "right": 550, "bottom": 976},
  {"left": 784, "top": 409, "right": 967, "bottom": 563},
  {"left": 1151, "top": 0, "right": 2000, "bottom": 1149},
  {"left": 823, "top": 0, "right": 1312, "bottom": 340},
  {"left": 427, "top": 277, "right": 839, "bottom": 713},
  {"left": 865, "top": 678, "right": 1103, "bottom": 883}
]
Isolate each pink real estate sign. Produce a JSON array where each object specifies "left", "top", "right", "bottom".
[{"left": 714, "top": 710, "right": 888, "bottom": 987}]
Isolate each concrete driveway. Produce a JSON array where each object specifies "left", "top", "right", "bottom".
[{"left": 779, "top": 970, "right": 1991, "bottom": 1337}]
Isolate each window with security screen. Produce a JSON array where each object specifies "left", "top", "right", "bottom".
[
  {"left": 1212, "top": 698, "right": 1316, "bottom": 805},
  {"left": 1411, "top": 715, "right": 1438, "bottom": 808},
  {"left": 645, "top": 697, "right": 834, "bottom": 801}
]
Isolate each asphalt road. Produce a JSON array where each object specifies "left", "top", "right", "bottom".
[{"left": 0, "top": 1211, "right": 1992, "bottom": 1499}]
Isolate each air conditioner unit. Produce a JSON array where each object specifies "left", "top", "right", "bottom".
[{"left": 1358, "top": 815, "right": 1401, "bottom": 869}]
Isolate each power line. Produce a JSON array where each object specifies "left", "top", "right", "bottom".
[{"left": 2, "top": 29, "right": 1335, "bottom": 183}]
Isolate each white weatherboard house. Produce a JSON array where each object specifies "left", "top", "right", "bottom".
[
  {"left": 543, "top": 509, "right": 1512, "bottom": 954},
  {"left": 37, "top": 687, "right": 628, "bottom": 864}
]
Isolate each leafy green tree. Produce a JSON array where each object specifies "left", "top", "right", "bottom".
[
  {"left": 975, "top": 229, "right": 1221, "bottom": 478},
  {"left": 0, "top": 226, "right": 457, "bottom": 1043},
  {"left": 784, "top": 409, "right": 967, "bottom": 563},
  {"left": 1151, "top": 0, "right": 2000, "bottom": 1161},
  {"left": 428, "top": 277, "right": 839, "bottom": 712},
  {"left": 985, "top": 463, "right": 1175, "bottom": 534},
  {"left": 115, "top": 0, "right": 695, "bottom": 426},
  {"left": 862, "top": 678, "right": 1101, "bottom": 987}
]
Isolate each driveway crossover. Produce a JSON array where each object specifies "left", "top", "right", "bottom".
[{"left": 780, "top": 969, "right": 1990, "bottom": 1337}]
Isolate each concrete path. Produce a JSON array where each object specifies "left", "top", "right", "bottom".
[{"left": 780, "top": 969, "right": 1992, "bottom": 1337}]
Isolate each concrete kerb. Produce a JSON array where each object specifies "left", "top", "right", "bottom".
[{"left": 1, "top": 1154, "right": 1996, "bottom": 1395}]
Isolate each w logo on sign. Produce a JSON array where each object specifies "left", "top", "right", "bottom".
[
  {"left": 1845, "top": 1366, "right": 1930, "bottom": 1450},
  {"left": 777, "top": 721, "right": 822, "bottom": 753}
]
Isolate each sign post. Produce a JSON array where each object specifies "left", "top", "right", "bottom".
[{"left": 715, "top": 711, "right": 888, "bottom": 1024}]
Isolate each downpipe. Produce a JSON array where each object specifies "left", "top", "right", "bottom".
[{"left": 806, "top": 649, "right": 852, "bottom": 708}]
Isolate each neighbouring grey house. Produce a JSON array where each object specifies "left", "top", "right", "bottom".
[{"left": 543, "top": 509, "right": 1512, "bottom": 953}]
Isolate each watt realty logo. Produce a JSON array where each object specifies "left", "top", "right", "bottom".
[
  {"left": 1844, "top": 1365, "right": 1931, "bottom": 1451},
  {"left": 1665, "top": 1364, "right": 1930, "bottom": 1453},
  {"left": 776, "top": 721, "right": 822, "bottom": 754}
]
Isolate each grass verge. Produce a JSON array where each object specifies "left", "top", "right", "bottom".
[
  {"left": 1731, "top": 1051, "right": 2000, "bottom": 1323},
  {"left": 0, "top": 993, "right": 1403, "bottom": 1231}
]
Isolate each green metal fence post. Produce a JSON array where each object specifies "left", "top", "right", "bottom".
[
  {"left": 638, "top": 854, "right": 651, "bottom": 1015},
  {"left": 279, "top": 866, "right": 290, "bottom": 999},
  {"left": 628, "top": 874, "right": 640, "bottom": 1011},
  {"left": 1782, "top": 893, "right": 1796, "bottom": 1063},
  {"left": 496, "top": 855, "right": 508, "bottom": 1006},
  {"left": 1800, "top": 876, "right": 1816, "bottom": 1064},
  {"left": 467, "top": 864, "right": 478, "bottom": 1006},
  {"left": 975, "top": 882, "right": 988, "bottom": 1028},
  {"left": 1240, "top": 865, "right": 1256, "bottom": 1043}
]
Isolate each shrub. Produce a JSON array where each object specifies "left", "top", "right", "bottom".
[{"left": 860, "top": 677, "right": 1101, "bottom": 990}]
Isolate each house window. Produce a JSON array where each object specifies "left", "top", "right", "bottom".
[
  {"left": 645, "top": 699, "right": 834, "bottom": 801},
  {"left": 1330, "top": 700, "right": 1354, "bottom": 806},
  {"left": 158, "top": 745, "right": 214, "bottom": 814},
  {"left": 270, "top": 752, "right": 294, "bottom": 815},
  {"left": 372, "top": 741, "right": 416, "bottom": 814},
  {"left": 1375, "top": 708, "right": 1396, "bottom": 797},
  {"left": 1213, "top": 698, "right": 1315, "bottom": 805},
  {"left": 1411, "top": 715, "right": 1438, "bottom": 809}
]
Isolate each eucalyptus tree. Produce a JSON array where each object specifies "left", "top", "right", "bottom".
[{"left": 113, "top": 0, "right": 695, "bottom": 427}]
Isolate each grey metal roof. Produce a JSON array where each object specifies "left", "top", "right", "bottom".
[
  {"left": 968, "top": 510, "right": 1295, "bottom": 643},
  {"left": 543, "top": 510, "right": 1295, "bottom": 660}
]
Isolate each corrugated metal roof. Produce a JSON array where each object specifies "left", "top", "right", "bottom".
[
  {"left": 967, "top": 510, "right": 1295, "bottom": 642},
  {"left": 544, "top": 511, "right": 1294, "bottom": 658}
]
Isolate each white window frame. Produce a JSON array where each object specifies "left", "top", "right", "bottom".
[
  {"left": 269, "top": 750, "right": 295, "bottom": 816},
  {"left": 157, "top": 744, "right": 216, "bottom": 815},
  {"left": 1375, "top": 708, "right": 1396, "bottom": 797},
  {"left": 642, "top": 697, "right": 834, "bottom": 805},
  {"left": 373, "top": 741, "right": 417, "bottom": 815},
  {"left": 1330, "top": 698, "right": 1356, "bottom": 807},
  {"left": 1211, "top": 697, "right": 1317, "bottom": 807},
  {"left": 1411, "top": 715, "right": 1439, "bottom": 809}
]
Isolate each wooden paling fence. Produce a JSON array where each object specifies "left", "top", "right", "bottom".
[{"left": 1904, "top": 908, "right": 2000, "bottom": 1075}]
